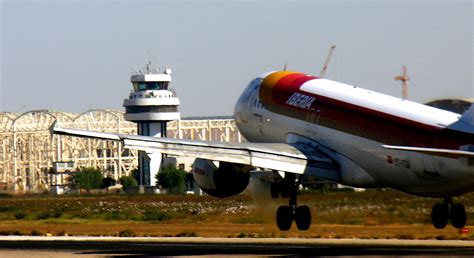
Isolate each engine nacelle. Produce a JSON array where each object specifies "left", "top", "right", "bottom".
[{"left": 192, "top": 158, "right": 252, "bottom": 198}]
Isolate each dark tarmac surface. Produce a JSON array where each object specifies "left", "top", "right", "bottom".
[{"left": 0, "top": 236, "right": 473, "bottom": 256}]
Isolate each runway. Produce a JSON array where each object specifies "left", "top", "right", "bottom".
[{"left": 0, "top": 236, "right": 473, "bottom": 256}]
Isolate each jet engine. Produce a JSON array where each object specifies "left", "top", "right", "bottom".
[{"left": 192, "top": 158, "right": 253, "bottom": 198}]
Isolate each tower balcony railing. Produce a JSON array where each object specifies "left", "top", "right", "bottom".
[{"left": 128, "top": 89, "right": 178, "bottom": 99}]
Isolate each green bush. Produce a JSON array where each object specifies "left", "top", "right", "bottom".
[
  {"left": 0, "top": 193, "right": 12, "bottom": 198},
  {"left": 0, "top": 230, "right": 22, "bottom": 236},
  {"left": 175, "top": 231, "right": 198, "bottom": 237},
  {"left": 57, "top": 230, "right": 67, "bottom": 236},
  {"left": 101, "top": 177, "right": 116, "bottom": 189},
  {"left": 119, "top": 176, "right": 138, "bottom": 189},
  {"left": 118, "top": 229, "right": 135, "bottom": 237},
  {"left": 51, "top": 211, "right": 62, "bottom": 218},
  {"left": 36, "top": 212, "right": 51, "bottom": 220},
  {"left": 156, "top": 165, "right": 187, "bottom": 194},
  {"left": 0, "top": 205, "right": 16, "bottom": 212},
  {"left": 104, "top": 210, "right": 134, "bottom": 220},
  {"left": 142, "top": 210, "right": 172, "bottom": 222},
  {"left": 72, "top": 167, "right": 104, "bottom": 193},
  {"left": 35, "top": 210, "right": 62, "bottom": 220},
  {"left": 14, "top": 212, "right": 26, "bottom": 220},
  {"left": 131, "top": 169, "right": 140, "bottom": 184},
  {"left": 31, "top": 229, "right": 44, "bottom": 236}
]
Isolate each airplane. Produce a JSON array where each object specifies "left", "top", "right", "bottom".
[{"left": 53, "top": 70, "right": 474, "bottom": 231}]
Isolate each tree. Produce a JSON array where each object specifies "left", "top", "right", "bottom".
[
  {"left": 101, "top": 176, "right": 116, "bottom": 192},
  {"left": 131, "top": 168, "right": 140, "bottom": 184},
  {"left": 119, "top": 175, "right": 138, "bottom": 189},
  {"left": 72, "top": 167, "right": 103, "bottom": 193},
  {"left": 156, "top": 165, "right": 187, "bottom": 194}
]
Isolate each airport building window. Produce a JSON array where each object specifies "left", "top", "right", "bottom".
[
  {"left": 126, "top": 106, "right": 178, "bottom": 113},
  {"left": 133, "top": 82, "right": 169, "bottom": 91}
]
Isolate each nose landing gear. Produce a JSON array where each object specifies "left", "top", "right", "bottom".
[
  {"left": 431, "top": 198, "right": 467, "bottom": 229},
  {"left": 272, "top": 174, "right": 312, "bottom": 231}
]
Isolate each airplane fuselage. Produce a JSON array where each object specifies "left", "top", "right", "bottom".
[{"left": 235, "top": 71, "right": 474, "bottom": 197}]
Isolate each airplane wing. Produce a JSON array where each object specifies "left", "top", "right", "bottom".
[
  {"left": 382, "top": 145, "right": 474, "bottom": 159},
  {"left": 52, "top": 123, "right": 339, "bottom": 177}
]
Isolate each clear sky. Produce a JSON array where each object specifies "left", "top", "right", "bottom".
[{"left": 1, "top": 0, "right": 472, "bottom": 117}]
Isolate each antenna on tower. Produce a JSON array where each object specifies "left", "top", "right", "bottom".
[
  {"left": 146, "top": 50, "right": 153, "bottom": 73},
  {"left": 394, "top": 65, "right": 410, "bottom": 100},
  {"left": 146, "top": 61, "right": 151, "bottom": 73}
]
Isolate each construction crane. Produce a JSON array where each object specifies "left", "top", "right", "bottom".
[
  {"left": 394, "top": 65, "right": 410, "bottom": 100},
  {"left": 319, "top": 45, "right": 336, "bottom": 78}
]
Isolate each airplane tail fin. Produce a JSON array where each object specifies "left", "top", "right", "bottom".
[
  {"left": 446, "top": 104, "right": 474, "bottom": 134},
  {"left": 460, "top": 104, "right": 474, "bottom": 125}
]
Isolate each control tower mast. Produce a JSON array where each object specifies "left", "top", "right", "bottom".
[{"left": 123, "top": 62, "right": 180, "bottom": 187}]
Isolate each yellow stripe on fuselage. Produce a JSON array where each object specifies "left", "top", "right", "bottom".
[{"left": 259, "top": 71, "right": 298, "bottom": 105}]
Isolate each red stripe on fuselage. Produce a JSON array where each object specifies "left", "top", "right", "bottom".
[
  {"left": 273, "top": 74, "right": 317, "bottom": 105},
  {"left": 265, "top": 76, "right": 471, "bottom": 149}
]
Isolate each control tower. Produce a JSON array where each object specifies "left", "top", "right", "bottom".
[{"left": 123, "top": 62, "right": 180, "bottom": 187}]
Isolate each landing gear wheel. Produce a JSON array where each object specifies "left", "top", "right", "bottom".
[
  {"left": 295, "top": 205, "right": 312, "bottom": 230},
  {"left": 450, "top": 203, "right": 467, "bottom": 229},
  {"left": 279, "top": 180, "right": 291, "bottom": 198},
  {"left": 270, "top": 183, "right": 280, "bottom": 199},
  {"left": 280, "top": 187, "right": 290, "bottom": 198},
  {"left": 271, "top": 181, "right": 290, "bottom": 199},
  {"left": 275, "top": 174, "right": 313, "bottom": 231},
  {"left": 276, "top": 206, "right": 293, "bottom": 231},
  {"left": 431, "top": 203, "right": 449, "bottom": 229}
]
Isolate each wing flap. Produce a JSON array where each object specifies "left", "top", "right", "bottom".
[{"left": 123, "top": 138, "right": 252, "bottom": 164}]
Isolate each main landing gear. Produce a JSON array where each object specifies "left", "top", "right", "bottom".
[
  {"left": 271, "top": 174, "right": 311, "bottom": 231},
  {"left": 431, "top": 198, "right": 467, "bottom": 229}
]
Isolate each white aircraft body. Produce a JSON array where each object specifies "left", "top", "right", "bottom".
[{"left": 53, "top": 70, "right": 474, "bottom": 231}]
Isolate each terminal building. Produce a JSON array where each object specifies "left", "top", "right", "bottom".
[{"left": 0, "top": 110, "right": 241, "bottom": 193}]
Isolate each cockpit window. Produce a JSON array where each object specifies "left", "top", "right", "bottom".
[
  {"left": 254, "top": 81, "right": 261, "bottom": 90},
  {"left": 239, "top": 78, "right": 261, "bottom": 101},
  {"left": 235, "top": 78, "right": 262, "bottom": 111}
]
